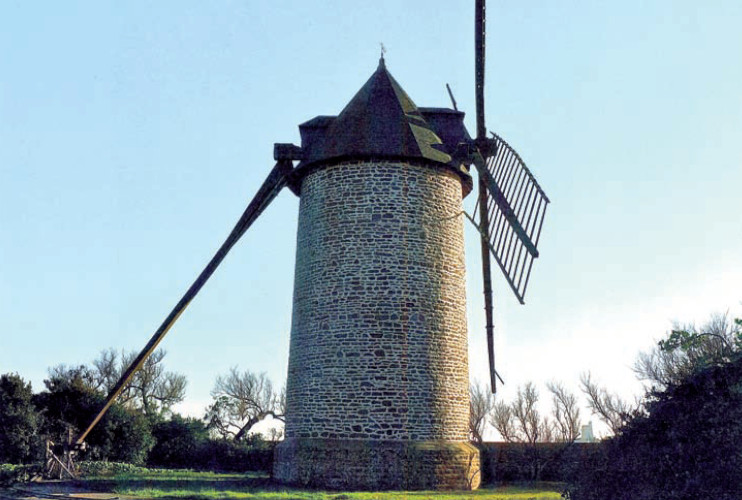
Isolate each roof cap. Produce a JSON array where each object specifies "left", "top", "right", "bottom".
[{"left": 300, "top": 58, "right": 451, "bottom": 166}]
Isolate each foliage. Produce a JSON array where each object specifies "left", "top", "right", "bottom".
[
  {"left": 77, "top": 460, "right": 157, "bottom": 477},
  {"left": 148, "top": 415, "right": 210, "bottom": 469},
  {"left": 566, "top": 315, "right": 742, "bottom": 500},
  {"left": 196, "top": 437, "right": 274, "bottom": 472},
  {"left": 0, "top": 373, "right": 40, "bottom": 464},
  {"left": 34, "top": 370, "right": 154, "bottom": 464},
  {"left": 145, "top": 413, "right": 274, "bottom": 472},
  {"left": 0, "top": 463, "right": 43, "bottom": 486},
  {"left": 636, "top": 313, "right": 742, "bottom": 390},
  {"left": 49, "top": 347, "right": 186, "bottom": 418},
  {"left": 205, "top": 368, "right": 284, "bottom": 441},
  {"left": 76, "top": 461, "right": 249, "bottom": 478}
]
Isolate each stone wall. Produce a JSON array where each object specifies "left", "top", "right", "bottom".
[
  {"left": 274, "top": 439, "right": 480, "bottom": 490},
  {"left": 285, "top": 160, "right": 469, "bottom": 441},
  {"left": 274, "top": 160, "right": 476, "bottom": 489}
]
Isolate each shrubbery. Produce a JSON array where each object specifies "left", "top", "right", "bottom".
[
  {"left": 1, "top": 353, "right": 277, "bottom": 476},
  {"left": 0, "top": 370, "right": 274, "bottom": 474},
  {"left": 0, "top": 374, "right": 41, "bottom": 464},
  {"left": 566, "top": 318, "right": 742, "bottom": 500},
  {"left": 147, "top": 415, "right": 273, "bottom": 472},
  {"left": 76, "top": 461, "right": 153, "bottom": 478},
  {"left": 0, "top": 464, "right": 43, "bottom": 486},
  {"left": 195, "top": 437, "right": 274, "bottom": 472},
  {"left": 34, "top": 373, "right": 154, "bottom": 464},
  {"left": 148, "top": 415, "right": 211, "bottom": 469},
  {"left": 148, "top": 417, "right": 274, "bottom": 472}
]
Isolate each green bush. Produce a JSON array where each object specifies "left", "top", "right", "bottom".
[
  {"left": 566, "top": 358, "right": 742, "bottom": 500},
  {"left": 0, "top": 463, "right": 42, "bottom": 485},
  {"left": 148, "top": 415, "right": 209, "bottom": 469},
  {"left": 76, "top": 461, "right": 156, "bottom": 477},
  {"left": 145, "top": 414, "right": 273, "bottom": 472},
  {"left": 0, "top": 373, "right": 41, "bottom": 463},
  {"left": 197, "top": 438, "right": 273, "bottom": 472},
  {"left": 34, "top": 374, "right": 154, "bottom": 464}
]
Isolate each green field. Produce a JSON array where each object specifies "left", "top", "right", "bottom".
[{"left": 79, "top": 467, "right": 563, "bottom": 500}]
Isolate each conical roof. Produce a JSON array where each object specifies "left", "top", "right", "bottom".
[
  {"left": 321, "top": 57, "right": 450, "bottom": 164},
  {"left": 298, "top": 58, "right": 452, "bottom": 167},
  {"left": 290, "top": 58, "right": 473, "bottom": 196}
]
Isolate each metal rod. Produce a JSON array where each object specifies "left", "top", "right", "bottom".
[
  {"left": 491, "top": 214, "right": 508, "bottom": 253},
  {"left": 522, "top": 185, "right": 538, "bottom": 239},
  {"left": 503, "top": 225, "right": 519, "bottom": 275},
  {"left": 495, "top": 149, "right": 516, "bottom": 188},
  {"left": 494, "top": 132, "right": 550, "bottom": 202},
  {"left": 446, "top": 83, "right": 458, "bottom": 111},
  {"left": 515, "top": 252, "right": 532, "bottom": 293},
  {"left": 520, "top": 254, "right": 536, "bottom": 299},
  {"left": 497, "top": 158, "right": 520, "bottom": 213},
  {"left": 505, "top": 166, "right": 527, "bottom": 211},
  {"left": 492, "top": 147, "right": 512, "bottom": 185},
  {"left": 533, "top": 200, "right": 548, "bottom": 248},
  {"left": 512, "top": 166, "right": 532, "bottom": 220}
]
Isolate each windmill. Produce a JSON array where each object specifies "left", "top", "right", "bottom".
[
  {"left": 48, "top": 0, "right": 548, "bottom": 491},
  {"left": 469, "top": 0, "right": 550, "bottom": 394}
]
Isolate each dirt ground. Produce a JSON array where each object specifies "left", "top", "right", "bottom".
[{"left": 0, "top": 482, "right": 130, "bottom": 500}]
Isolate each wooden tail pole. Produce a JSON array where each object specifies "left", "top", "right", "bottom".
[{"left": 75, "top": 160, "right": 293, "bottom": 446}]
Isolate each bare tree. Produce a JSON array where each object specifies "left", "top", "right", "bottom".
[
  {"left": 489, "top": 382, "right": 557, "bottom": 480},
  {"left": 469, "top": 380, "right": 494, "bottom": 444},
  {"left": 122, "top": 349, "right": 187, "bottom": 417},
  {"left": 579, "top": 372, "right": 634, "bottom": 435},
  {"left": 491, "top": 400, "right": 516, "bottom": 442},
  {"left": 512, "top": 382, "right": 550, "bottom": 444},
  {"left": 49, "top": 348, "right": 186, "bottom": 417},
  {"left": 91, "top": 348, "right": 118, "bottom": 392},
  {"left": 490, "top": 382, "right": 553, "bottom": 444},
  {"left": 546, "top": 381, "right": 581, "bottom": 442},
  {"left": 205, "top": 368, "right": 285, "bottom": 441}
]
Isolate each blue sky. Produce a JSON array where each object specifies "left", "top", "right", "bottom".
[{"left": 2, "top": 1, "right": 741, "bottom": 434}]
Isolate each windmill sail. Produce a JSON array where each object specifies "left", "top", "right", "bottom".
[{"left": 473, "top": 133, "right": 549, "bottom": 304}]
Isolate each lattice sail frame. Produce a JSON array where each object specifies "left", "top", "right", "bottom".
[{"left": 473, "top": 132, "right": 549, "bottom": 304}]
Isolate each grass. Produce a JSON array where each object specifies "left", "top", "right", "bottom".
[
  {"left": 72, "top": 464, "right": 563, "bottom": 500},
  {"left": 111, "top": 476, "right": 562, "bottom": 499},
  {"left": 77, "top": 461, "right": 253, "bottom": 480},
  {"left": 114, "top": 486, "right": 562, "bottom": 500}
]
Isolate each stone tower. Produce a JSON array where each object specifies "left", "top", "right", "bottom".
[{"left": 273, "top": 59, "right": 480, "bottom": 490}]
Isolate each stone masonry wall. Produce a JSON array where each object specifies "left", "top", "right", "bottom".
[{"left": 284, "top": 160, "right": 470, "bottom": 442}]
